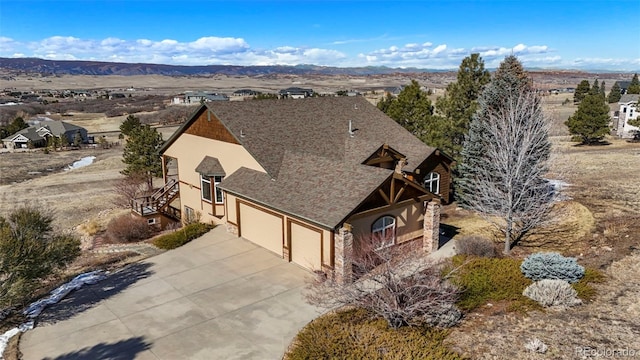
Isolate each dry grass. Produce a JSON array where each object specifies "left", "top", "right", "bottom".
[{"left": 443, "top": 201, "right": 595, "bottom": 253}]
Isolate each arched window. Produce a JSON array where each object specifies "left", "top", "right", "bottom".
[
  {"left": 372, "top": 215, "right": 396, "bottom": 249},
  {"left": 424, "top": 172, "right": 440, "bottom": 194}
]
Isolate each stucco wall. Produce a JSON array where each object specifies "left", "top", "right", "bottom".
[
  {"left": 347, "top": 201, "right": 424, "bottom": 245},
  {"left": 162, "top": 133, "right": 265, "bottom": 224}
]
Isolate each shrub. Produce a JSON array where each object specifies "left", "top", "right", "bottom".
[
  {"left": 285, "top": 308, "right": 464, "bottom": 360},
  {"left": 572, "top": 267, "right": 605, "bottom": 301},
  {"left": 306, "top": 237, "right": 461, "bottom": 329},
  {"left": 78, "top": 219, "right": 101, "bottom": 236},
  {"left": 523, "top": 279, "right": 582, "bottom": 308},
  {"left": 0, "top": 206, "right": 80, "bottom": 308},
  {"left": 455, "top": 236, "right": 498, "bottom": 257},
  {"left": 152, "top": 223, "right": 214, "bottom": 250},
  {"left": 106, "top": 214, "right": 150, "bottom": 243},
  {"left": 525, "top": 338, "right": 548, "bottom": 353},
  {"left": 446, "top": 255, "right": 538, "bottom": 312},
  {"left": 520, "top": 252, "right": 585, "bottom": 283}
]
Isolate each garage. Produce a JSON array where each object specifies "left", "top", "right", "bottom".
[
  {"left": 238, "top": 202, "right": 283, "bottom": 255},
  {"left": 290, "top": 221, "right": 322, "bottom": 271}
]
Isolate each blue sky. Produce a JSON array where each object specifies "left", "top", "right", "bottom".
[{"left": 1, "top": 0, "right": 639, "bottom": 71}]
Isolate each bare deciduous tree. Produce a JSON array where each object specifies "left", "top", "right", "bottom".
[
  {"left": 305, "top": 234, "right": 462, "bottom": 329},
  {"left": 112, "top": 172, "right": 148, "bottom": 208},
  {"left": 463, "top": 90, "right": 553, "bottom": 254}
]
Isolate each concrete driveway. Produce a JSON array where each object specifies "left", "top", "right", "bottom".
[{"left": 20, "top": 226, "right": 322, "bottom": 359}]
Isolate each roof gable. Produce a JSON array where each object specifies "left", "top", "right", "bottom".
[{"left": 184, "top": 108, "right": 240, "bottom": 144}]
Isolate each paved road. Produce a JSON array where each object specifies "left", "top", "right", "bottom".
[{"left": 20, "top": 227, "right": 322, "bottom": 360}]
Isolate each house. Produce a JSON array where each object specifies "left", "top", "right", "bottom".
[
  {"left": 2, "top": 120, "right": 88, "bottom": 149},
  {"left": 278, "top": 87, "right": 314, "bottom": 99},
  {"left": 232, "top": 89, "right": 260, "bottom": 97},
  {"left": 184, "top": 91, "right": 229, "bottom": 104},
  {"left": 616, "top": 81, "right": 631, "bottom": 95},
  {"left": 615, "top": 94, "right": 640, "bottom": 138},
  {"left": 142, "top": 97, "right": 453, "bottom": 282}
]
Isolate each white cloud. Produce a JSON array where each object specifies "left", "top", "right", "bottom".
[{"left": 0, "top": 36, "right": 638, "bottom": 71}]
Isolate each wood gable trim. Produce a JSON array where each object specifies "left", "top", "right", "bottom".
[
  {"left": 362, "top": 143, "right": 406, "bottom": 166},
  {"left": 184, "top": 108, "right": 240, "bottom": 144},
  {"left": 336, "top": 173, "right": 433, "bottom": 227},
  {"left": 159, "top": 104, "right": 241, "bottom": 155}
]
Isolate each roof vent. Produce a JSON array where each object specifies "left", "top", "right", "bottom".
[
  {"left": 240, "top": 130, "right": 246, "bottom": 138},
  {"left": 348, "top": 120, "right": 356, "bottom": 138}
]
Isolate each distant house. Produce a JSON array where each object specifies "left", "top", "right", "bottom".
[
  {"left": 136, "top": 97, "right": 453, "bottom": 282},
  {"left": 616, "top": 81, "right": 631, "bottom": 95},
  {"left": 184, "top": 91, "right": 229, "bottom": 104},
  {"left": 232, "top": 89, "right": 260, "bottom": 97},
  {"left": 109, "top": 93, "right": 127, "bottom": 100},
  {"left": 383, "top": 86, "right": 404, "bottom": 97},
  {"left": 615, "top": 94, "right": 640, "bottom": 138},
  {"left": 1, "top": 120, "right": 88, "bottom": 149},
  {"left": 278, "top": 87, "right": 314, "bottom": 99}
]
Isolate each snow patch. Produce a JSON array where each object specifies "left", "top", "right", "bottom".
[
  {"left": 65, "top": 156, "right": 96, "bottom": 171},
  {"left": 0, "top": 270, "right": 107, "bottom": 357}
]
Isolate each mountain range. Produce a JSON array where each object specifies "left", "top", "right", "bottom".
[{"left": 0, "top": 57, "right": 449, "bottom": 76}]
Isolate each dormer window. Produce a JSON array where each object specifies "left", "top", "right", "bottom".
[{"left": 424, "top": 172, "right": 440, "bottom": 194}]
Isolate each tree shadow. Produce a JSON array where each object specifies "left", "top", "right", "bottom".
[
  {"left": 572, "top": 140, "right": 611, "bottom": 146},
  {"left": 36, "top": 262, "right": 154, "bottom": 325},
  {"left": 43, "top": 336, "right": 151, "bottom": 360}
]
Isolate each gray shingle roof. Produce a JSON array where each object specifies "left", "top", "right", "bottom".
[
  {"left": 205, "top": 96, "right": 434, "bottom": 176},
  {"left": 2, "top": 121, "right": 85, "bottom": 142},
  {"left": 195, "top": 156, "right": 226, "bottom": 176},
  {"left": 619, "top": 94, "right": 640, "bottom": 103},
  {"left": 205, "top": 96, "right": 436, "bottom": 229}
]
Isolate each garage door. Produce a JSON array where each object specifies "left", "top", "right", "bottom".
[
  {"left": 239, "top": 203, "right": 283, "bottom": 255},
  {"left": 290, "top": 222, "right": 322, "bottom": 270}
]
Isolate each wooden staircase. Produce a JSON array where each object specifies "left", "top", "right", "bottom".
[{"left": 131, "top": 179, "right": 180, "bottom": 220}]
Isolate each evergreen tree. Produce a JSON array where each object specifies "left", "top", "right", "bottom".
[
  {"left": 377, "top": 79, "right": 434, "bottom": 140},
  {"left": 0, "top": 117, "right": 29, "bottom": 138},
  {"left": 608, "top": 82, "right": 622, "bottom": 103},
  {"left": 435, "top": 53, "right": 491, "bottom": 161},
  {"left": 600, "top": 81, "right": 606, "bottom": 99},
  {"left": 628, "top": 73, "right": 640, "bottom": 94},
  {"left": 590, "top": 79, "right": 600, "bottom": 95},
  {"left": 73, "top": 131, "right": 82, "bottom": 146},
  {"left": 59, "top": 133, "right": 70, "bottom": 147},
  {"left": 457, "top": 55, "right": 552, "bottom": 254},
  {"left": 574, "top": 80, "right": 591, "bottom": 103},
  {"left": 119, "top": 114, "right": 142, "bottom": 137},
  {"left": 565, "top": 93, "right": 611, "bottom": 144},
  {"left": 0, "top": 206, "right": 80, "bottom": 307},
  {"left": 121, "top": 124, "right": 165, "bottom": 190}
]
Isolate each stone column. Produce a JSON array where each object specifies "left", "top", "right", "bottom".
[
  {"left": 423, "top": 199, "right": 441, "bottom": 253},
  {"left": 334, "top": 224, "right": 353, "bottom": 284}
]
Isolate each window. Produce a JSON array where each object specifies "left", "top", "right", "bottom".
[
  {"left": 214, "top": 176, "right": 224, "bottom": 204},
  {"left": 201, "top": 175, "right": 212, "bottom": 202},
  {"left": 424, "top": 172, "right": 440, "bottom": 194},
  {"left": 147, "top": 218, "right": 157, "bottom": 225},
  {"left": 372, "top": 216, "right": 396, "bottom": 249}
]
